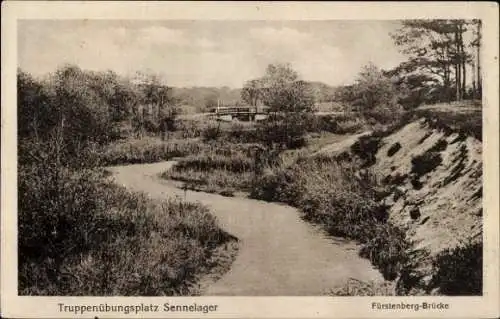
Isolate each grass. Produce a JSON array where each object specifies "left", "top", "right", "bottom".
[
  {"left": 18, "top": 138, "right": 238, "bottom": 296},
  {"left": 97, "top": 136, "right": 204, "bottom": 166},
  {"left": 305, "top": 113, "right": 367, "bottom": 134},
  {"left": 166, "top": 168, "right": 255, "bottom": 196},
  {"left": 162, "top": 142, "right": 266, "bottom": 195},
  {"left": 414, "top": 107, "right": 482, "bottom": 141}
]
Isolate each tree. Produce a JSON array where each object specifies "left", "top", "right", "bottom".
[
  {"left": 241, "top": 79, "right": 262, "bottom": 109},
  {"left": 17, "top": 69, "right": 56, "bottom": 139},
  {"left": 336, "top": 63, "right": 402, "bottom": 123},
  {"left": 391, "top": 19, "right": 475, "bottom": 103},
  {"left": 470, "top": 19, "right": 482, "bottom": 99},
  {"left": 135, "top": 73, "right": 178, "bottom": 139},
  {"left": 250, "top": 63, "right": 315, "bottom": 148}
]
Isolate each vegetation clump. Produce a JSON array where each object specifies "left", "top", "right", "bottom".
[{"left": 430, "top": 241, "right": 482, "bottom": 295}]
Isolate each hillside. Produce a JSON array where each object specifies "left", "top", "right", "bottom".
[
  {"left": 314, "top": 104, "right": 483, "bottom": 293},
  {"left": 375, "top": 119, "right": 482, "bottom": 257}
]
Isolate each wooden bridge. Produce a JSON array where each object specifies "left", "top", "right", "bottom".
[{"left": 210, "top": 106, "right": 269, "bottom": 121}]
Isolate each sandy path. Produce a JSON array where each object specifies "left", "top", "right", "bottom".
[{"left": 108, "top": 162, "right": 383, "bottom": 296}]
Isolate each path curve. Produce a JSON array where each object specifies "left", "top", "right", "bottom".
[{"left": 108, "top": 162, "right": 383, "bottom": 296}]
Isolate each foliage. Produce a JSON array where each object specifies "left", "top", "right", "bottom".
[
  {"left": 239, "top": 64, "right": 316, "bottom": 148},
  {"left": 415, "top": 108, "right": 482, "bottom": 141},
  {"left": 202, "top": 122, "right": 222, "bottom": 142},
  {"left": 430, "top": 240, "right": 482, "bottom": 295},
  {"left": 387, "top": 142, "right": 402, "bottom": 157},
  {"left": 17, "top": 67, "right": 235, "bottom": 295},
  {"left": 335, "top": 64, "right": 403, "bottom": 125},
  {"left": 18, "top": 67, "right": 120, "bottom": 157},
  {"left": 411, "top": 151, "right": 443, "bottom": 177},
  {"left": 18, "top": 66, "right": 180, "bottom": 147},
  {"left": 241, "top": 79, "right": 262, "bottom": 107},
  {"left": 256, "top": 114, "right": 308, "bottom": 149},
  {"left": 389, "top": 19, "right": 481, "bottom": 103},
  {"left": 350, "top": 135, "right": 383, "bottom": 167},
  {"left": 304, "top": 113, "right": 366, "bottom": 135}
]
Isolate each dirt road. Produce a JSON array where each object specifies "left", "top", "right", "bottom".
[{"left": 108, "top": 162, "right": 383, "bottom": 296}]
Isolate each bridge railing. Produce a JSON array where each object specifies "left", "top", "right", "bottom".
[{"left": 213, "top": 107, "right": 269, "bottom": 115}]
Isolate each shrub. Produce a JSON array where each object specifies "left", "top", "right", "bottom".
[
  {"left": 305, "top": 113, "right": 366, "bottom": 134},
  {"left": 256, "top": 116, "right": 308, "bottom": 149},
  {"left": 414, "top": 109, "right": 482, "bottom": 141},
  {"left": 175, "top": 119, "right": 204, "bottom": 138},
  {"left": 163, "top": 143, "right": 269, "bottom": 195},
  {"left": 430, "top": 241, "right": 482, "bottom": 295},
  {"left": 383, "top": 173, "right": 407, "bottom": 186},
  {"left": 387, "top": 142, "right": 402, "bottom": 157},
  {"left": 202, "top": 122, "right": 222, "bottom": 142},
  {"left": 351, "top": 135, "right": 382, "bottom": 167},
  {"left": 249, "top": 168, "right": 302, "bottom": 204},
  {"left": 359, "top": 224, "right": 410, "bottom": 281},
  {"left": 411, "top": 151, "right": 442, "bottom": 177},
  {"left": 428, "top": 139, "right": 448, "bottom": 153}
]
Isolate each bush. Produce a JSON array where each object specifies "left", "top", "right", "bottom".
[
  {"left": 411, "top": 151, "right": 442, "bottom": 177},
  {"left": 202, "top": 122, "right": 222, "bottom": 142},
  {"left": 249, "top": 168, "right": 303, "bottom": 204},
  {"left": 175, "top": 119, "right": 204, "bottom": 139},
  {"left": 430, "top": 241, "right": 482, "bottom": 295},
  {"left": 415, "top": 109, "right": 482, "bottom": 141},
  {"left": 387, "top": 142, "right": 402, "bottom": 157},
  {"left": 359, "top": 225, "right": 410, "bottom": 280},
  {"left": 256, "top": 116, "right": 308, "bottom": 149},
  {"left": 305, "top": 113, "right": 366, "bottom": 134},
  {"left": 428, "top": 139, "right": 448, "bottom": 153},
  {"left": 351, "top": 135, "right": 382, "bottom": 166}
]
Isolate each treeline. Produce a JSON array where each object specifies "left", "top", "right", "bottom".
[
  {"left": 390, "top": 19, "right": 482, "bottom": 103},
  {"left": 172, "top": 81, "right": 336, "bottom": 113},
  {"left": 334, "top": 19, "right": 482, "bottom": 115},
  {"left": 18, "top": 65, "right": 178, "bottom": 159}
]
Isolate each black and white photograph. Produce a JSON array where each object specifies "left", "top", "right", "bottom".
[{"left": 2, "top": 2, "right": 499, "bottom": 318}]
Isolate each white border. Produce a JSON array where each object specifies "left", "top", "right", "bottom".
[{"left": 2, "top": 2, "right": 499, "bottom": 318}]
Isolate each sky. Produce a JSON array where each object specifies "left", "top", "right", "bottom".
[{"left": 18, "top": 20, "right": 407, "bottom": 88}]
